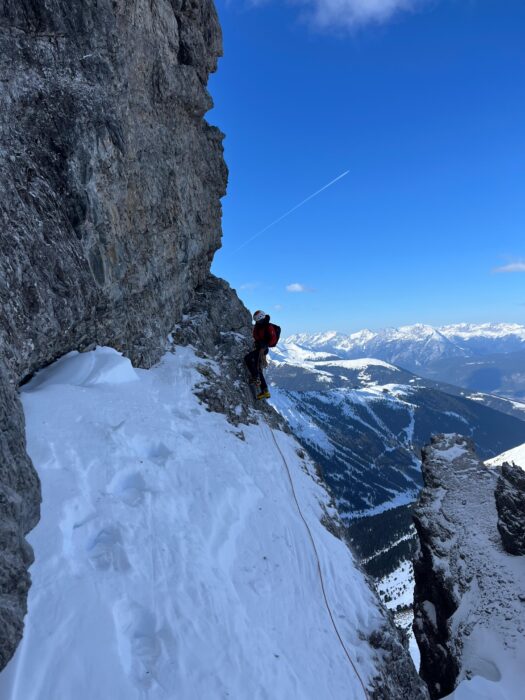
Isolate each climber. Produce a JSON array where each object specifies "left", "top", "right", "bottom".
[{"left": 244, "top": 310, "right": 281, "bottom": 400}]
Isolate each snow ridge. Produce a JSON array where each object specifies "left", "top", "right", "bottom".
[{"left": 486, "top": 442, "right": 525, "bottom": 471}]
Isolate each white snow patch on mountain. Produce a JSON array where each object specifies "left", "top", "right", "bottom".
[
  {"left": 376, "top": 560, "right": 419, "bottom": 668},
  {"left": 0, "top": 346, "right": 386, "bottom": 700},
  {"left": 271, "top": 342, "right": 335, "bottom": 365},
  {"left": 485, "top": 442, "right": 525, "bottom": 470},
  {"left": 267, "top": 387, "right": 336, "bottom": 456},
  {"left": 316, "top": 358, "right": 399, "bottom": 371},
  {"left": 440, "top": 323, "right": 525, "bottom": 342},
  {"left": 377, "top": 560, "right": 414, "bottom": 611}
]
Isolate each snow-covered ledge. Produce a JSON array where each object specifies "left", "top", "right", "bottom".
[{"left": 0, "top": 344, "right": 428, "bottom": 699}]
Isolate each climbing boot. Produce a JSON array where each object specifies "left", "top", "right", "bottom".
[{"left": 256, "top": 389, "right": 271, "bottom": 400}]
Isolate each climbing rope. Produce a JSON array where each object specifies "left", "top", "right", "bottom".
[{"left": 266, "top": 425, "right": 371, "bottom": 700}]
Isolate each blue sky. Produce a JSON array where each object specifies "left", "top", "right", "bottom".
[{"left": 209, "top": 0, "right": 525, "bottom": 334}]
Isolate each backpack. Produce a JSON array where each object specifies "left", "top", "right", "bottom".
[{"left": 267, "top": 323, "right": 281, "bottom": 347}]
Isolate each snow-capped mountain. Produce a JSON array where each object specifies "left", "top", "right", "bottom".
[
  {"left": 282, "top": 323, "right": 525, "bottom": 372},
  {"left": 441, "top": 322, "right": 525, "bottom": 348}
]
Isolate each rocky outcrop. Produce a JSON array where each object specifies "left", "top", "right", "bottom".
[
  {"left": 0, "top": 0, "right": 226, "bottom": 669},
  {"left": 413, "top": 434, "right": 525, "bottom": 699},
  {"left": 495, "top": 462, "right": 525, "bottom": 556},
  {"left": 171, "top": 274, "right": 288, "bottom": 429},
  {"left": 367, "top": 624, "right": 430, "bottom": 699}
]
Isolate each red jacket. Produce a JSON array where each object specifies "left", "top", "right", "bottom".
[{"left": 253, "top": 316, "right": 277, "bottom": 349}]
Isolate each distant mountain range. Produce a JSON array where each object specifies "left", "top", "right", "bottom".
[{"left": 277, "top": 323, "right": 525, "bottom": 400}]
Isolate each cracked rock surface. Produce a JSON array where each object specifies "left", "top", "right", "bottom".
[{"left": 495, "top": 462, "right": 525, "bottom": 556}]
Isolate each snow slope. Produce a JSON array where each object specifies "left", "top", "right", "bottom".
[
  {"left": 0, "top": 346, "right": 399, "bottom": 700},
  {"left": 485, "top": 442, "right": 525, "bottom": 470}
]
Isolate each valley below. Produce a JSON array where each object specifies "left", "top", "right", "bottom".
[{"left": 268, "top": 329, "right": 525, "bottom": 667}]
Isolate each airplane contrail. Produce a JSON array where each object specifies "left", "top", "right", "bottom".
[{"left": 232, "top": 169, "right": 350, "bottom": 254}]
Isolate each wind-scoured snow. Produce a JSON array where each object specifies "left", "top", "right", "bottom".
[{"left": 0, "top": 346, "right": 385, "bottom": 700}]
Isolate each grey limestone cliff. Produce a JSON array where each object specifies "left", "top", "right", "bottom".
[
  {"left": 0, "top": 0, "right": 226, "bottom": 669},
  {"left": 413, "top": 434, "right": 525, "bottom": 699},
  {"left": 495, "top": 461, "right": 525, "bottom": 556}
]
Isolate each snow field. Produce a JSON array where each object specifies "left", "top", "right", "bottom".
[
  {"left": 485, "top": 442, "right": 525, "bottom": 470},
  {"left": 0, "top": 346, "right": 382, "bottom": 700}
]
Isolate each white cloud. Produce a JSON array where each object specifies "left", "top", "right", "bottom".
[
  {"left": 296, "top": 0, "right": 418, "bottom": 30},
  {"left": 493, "top": 262, "right": 525, "bottom": 274},
  {"left": 239, "top": 282, "right": 259, "bottom": 290},
  {"left": 245, "top": 0, "right": 426, "bottom": 30},
  {"left": 286, "top": 282, "right": 314, "bottom": 292}
]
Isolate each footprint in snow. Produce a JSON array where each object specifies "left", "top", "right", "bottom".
[
  {"left": 129, "top": 437, "right": 174, "bottom": 466},
  {"left": 111, "top": 470, "right": 149, "bottom": 507},
  {"left": 171, "top": 407, "right": 190, "bottom": 422},
  {"left": 113, "top": 600, "right": 162, "bottom": 690},
  {"left": 87, "top": 525, "right": 130, "bottom": 572},
  {"left": 146, "top": 441, "right": 173, "bottom": 466}
]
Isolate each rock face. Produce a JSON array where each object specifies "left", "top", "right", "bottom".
[
  {"left": 495, "top": 462, "right": 525, "bottom": 556},
  {"left": 171, "top": 274, "right": 285, "bottom": 429},
  {"left": 0, "top": 0, "right": 226, "bottom": 669},
  {"left": 413, "top": 434, "right": 525, "bottom": 699}
]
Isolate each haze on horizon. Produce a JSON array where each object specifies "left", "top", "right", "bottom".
[{"left": 210, "top": 0, "right": 525, "bottom": 335}]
